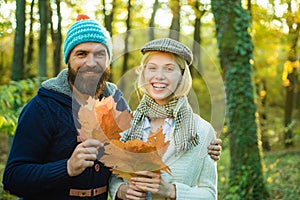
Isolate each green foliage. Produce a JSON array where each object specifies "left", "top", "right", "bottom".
[
  {"left": 0, "top": 1, "right": 298, "bottom": 199},
  {"left": 212, "top": 1, "right": 253, "bottom": 60},
  {"left": 0, "top": 35, "right": 14, "bottom": 85},
  {"left": 191, "top": 75, "right": 211, "bottom": 120},
  {"left": 0, "top": 1, "right": 13, "bottom": 37},
  {"left": 0, "top": 78, "right": 41, "bottom": 136},
  {"left": 218, "top": 148, "right": 300, "bottom": 200},
  {"left": 0, "top": 21, "right": 12, "bottom": 37},
  {"left": 232, "top": 7, "right": 253, "bottom": 58},
  {"left": 263, "top": 149, "right": 300, "bottom": 199},
  {"left": 0, "top": 78, "right": 40, "bottom": 199}
]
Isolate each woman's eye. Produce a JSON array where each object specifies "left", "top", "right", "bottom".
[
  {"left": 164, "top": 66, "right": 176, "bottom": 72},
  {"left": 147, "top": 66, "right": 156, "bottom": 70}
]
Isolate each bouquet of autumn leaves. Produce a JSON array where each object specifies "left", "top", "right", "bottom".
[{"left": 77, "top": 91, "right": 171, "bottom": 180}]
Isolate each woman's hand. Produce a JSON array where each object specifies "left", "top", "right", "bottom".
[
  {"left": 130, "top": 171, "right": 176, "bottom": 199},
  {"left": 117, "top": 183, "right": 147, "bottom": 200},
  {"left": 207, "top": 138, "right": 222, "bottom": 161}
]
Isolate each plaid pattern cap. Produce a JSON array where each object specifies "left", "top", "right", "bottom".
[{"left": 141, "top": 38, "right": 193, "bottom": 66}]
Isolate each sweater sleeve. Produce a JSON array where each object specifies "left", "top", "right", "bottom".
[
  {"left": 2, "top": 96, "right": 71, "bottom": 196},
  {"left": 174, "top": 155, "right": 217, "bottom": 200},
  {"left": 109, "top": 174, "right": 126, "bottom": 200},
  {"left": 159, "top": 115, "right": 217, "bottom": 200}
]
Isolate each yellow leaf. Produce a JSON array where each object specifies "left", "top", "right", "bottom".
[{"left": 0, "top": 116, "right": 6, "bottom": 127}]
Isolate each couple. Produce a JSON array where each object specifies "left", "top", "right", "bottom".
[{"left": 3, "top": 15, "right": 221, "bottom": 200}]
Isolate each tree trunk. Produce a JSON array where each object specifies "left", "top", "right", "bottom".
[
  {"left": 38, "top": 0, "right": 48, "bottom": 78},
  {"left": 25, "top": 0, "right": 35, "bottom": 78},
  {"left": 169, "top": 0, "right": 180, "bottom": 40},
  {"left": 211, "top": 1, "right": 269, "bottom": 199},
  {"left": 102, "top": 0, "right": 116, "bottom": 81},
  {"left": 102, "top": 0, "right": 116, "bottom": 36},
  {"left": 298, "top": 89, "right": 300, "bottom": 120},
  {"left": 283, "top": 1, "right": 300, "bottom": 148},
  {"left": 284, "top": 70, "right": 296, "bottom": 147},
  {"left": 55, "top": 0, "right": 62, "bottom": 76},
  {"left": 49, "top": 0, "right": 62, "bottom": 76},
  {"left": 122, "top": 0, "right": 132, "bottom": 75},
  {"left": 11, "top": 0, "right": 26, "bottom": 81},
  {"left": 119, "top": 0, "right": 132, "bottom": 91},
  {"left": 148, "top": 0, "right": 159, "bottom": 40},
  {"left": 191, "top": 1, "right": 205, "bottom": 76},
  {"left": 247, "top": 0, "right": 252, "bottom": 17},
  {"left": 258, "top": 79, "right": 270, "bottom": 151}
]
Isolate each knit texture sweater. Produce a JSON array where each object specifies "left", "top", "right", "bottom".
[
  {"left": 2, "top": 69, "right": 129, "bottom": 200},
  {"left": 109, "top": 114, "right": 217, "bottom": 200}
]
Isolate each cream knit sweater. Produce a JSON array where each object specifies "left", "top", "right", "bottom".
[{"left": 109, "top": 114, "right": 217, "bottom": 200}]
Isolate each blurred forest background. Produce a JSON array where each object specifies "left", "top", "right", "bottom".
[{"left": 0, "top": 0, "right": 299, "bottom": 199}]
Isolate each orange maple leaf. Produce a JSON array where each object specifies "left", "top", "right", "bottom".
[
  {"left": 99, "top": 128, "right": 171, "bottom": 181},
  {"left": 148, "top": 127, "right": 170, "bottom": 157},
  {"left": 77, "top": 96, "right": 132, "bottom": 142},
  {"left": 78, "top": 95, "right": 171, "bottom": 180}
]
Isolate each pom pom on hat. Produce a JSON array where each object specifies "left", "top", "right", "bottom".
[
  {"left": 141, "top": 38, "right": 193, "bottom": 66},
  {"left": 76, "top": 14, "right": 90, "bottom": 21},
  {"left": 63, "top": 14, "right": 112, "bottom": 63}
]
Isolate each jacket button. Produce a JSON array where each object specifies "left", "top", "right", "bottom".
[{"left": 95, "top": 163, "right": 100, "bottom": 172}]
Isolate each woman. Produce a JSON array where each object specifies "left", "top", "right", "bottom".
[{"left": 109, "top": 38, "right": 218, "bottom": 199}]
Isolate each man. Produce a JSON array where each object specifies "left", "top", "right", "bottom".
[{"left": 3, "top": 14, "right": 221, "bottom": 199}]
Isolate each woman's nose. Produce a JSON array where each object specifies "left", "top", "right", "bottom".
[{"left": 155, "top": 68, "right": 165, "bottom": 79}]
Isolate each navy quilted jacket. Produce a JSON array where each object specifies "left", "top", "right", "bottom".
[{"left": 3, "top": 80, "right": 129, "bottom": 200}]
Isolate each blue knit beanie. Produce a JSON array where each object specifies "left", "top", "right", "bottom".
[{"left": 63, "top": 14, "right": 112, "bottom": 63}]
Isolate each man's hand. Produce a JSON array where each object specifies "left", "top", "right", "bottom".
[
  {"left": 208, "top": 138, "right": 222, "bottom": 161},
  {"left": 67, "top": 139, "right": 103, "bottom": 176}
]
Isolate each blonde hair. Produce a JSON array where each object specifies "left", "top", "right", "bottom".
[{"left": 136, "top": 51, "right": 192, "bottom": 97}]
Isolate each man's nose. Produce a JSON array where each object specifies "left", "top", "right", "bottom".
[{"left": 85, "top": 54, "right": 97, "bottom": 67}]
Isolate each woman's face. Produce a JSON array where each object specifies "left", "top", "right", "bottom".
[{"left": 143, "top": 52, "right": 182, "bottom": 105}]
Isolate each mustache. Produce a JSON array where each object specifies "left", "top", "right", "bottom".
[{"left": 77, "top": 66, "right": 105, "bottom": 74}]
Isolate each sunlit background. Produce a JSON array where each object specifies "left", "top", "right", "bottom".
[
  {"left": 0, "top": 0, "right": 299, "bottom": 199},
  {"left": 1, "top": 0, "right": 298, "bottom": 34}
]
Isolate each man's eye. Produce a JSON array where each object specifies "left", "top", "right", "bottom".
[
  {"left": 77, "top": 52, "right": 86, "bottom": 57},
  {"left": 95, "top": 51, "right": 106, "bottom": 57}
]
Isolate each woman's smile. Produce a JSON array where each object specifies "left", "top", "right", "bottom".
[{"left": 144, "top": 52, "right": 182, "bottom": 105}]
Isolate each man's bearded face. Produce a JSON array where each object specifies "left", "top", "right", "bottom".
[
  {"left": 68, "top": 63, "right": 110, "bottom": 96},
  {"left": 67, "top": 42, "right": 110, "bottom": 96}
]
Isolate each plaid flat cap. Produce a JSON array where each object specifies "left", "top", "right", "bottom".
[{"left": 141, "top": 38, "right": 193, "bottom": 66}]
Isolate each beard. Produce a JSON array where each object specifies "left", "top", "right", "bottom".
[{"left": 68, "top": 63, "right": 110, "bottom": 97}]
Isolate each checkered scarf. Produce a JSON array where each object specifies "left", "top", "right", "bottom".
[{"left": 121, "top": 94, "right": 199, "bottom": 153}]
